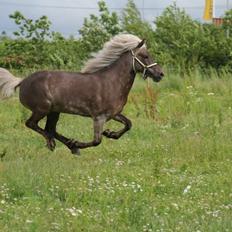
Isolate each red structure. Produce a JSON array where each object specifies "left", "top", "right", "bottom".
[{"left": 212, "top": 18, "right": 224, "bottom": 26}]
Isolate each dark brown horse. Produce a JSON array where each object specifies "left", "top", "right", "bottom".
[{"left": 0, "top": 34, "right": 163, "bottom": 154}]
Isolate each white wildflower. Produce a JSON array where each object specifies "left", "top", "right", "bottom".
[
  {"left": 183, "top": 185, "right": 191, "bottom": 194},
  {"left": 1, "top": 200, "right": 5, "bottom": 204},
  {"left": 76, "top": 209, "right": 83, "bottom": 214},
  {"left": 116, "top": 160, "right": 124, "bottom": 166},
  {"left": 66, "top": 207, "right": 82, "bottom": 217},
  {"left": 171, "top": 203, "right": 179, "bottom": 209},
  {"left": 26, "top": 219, "right": 33, "bottom": 224},
  {"left": 186, "top": 86, "right": 193, "bottom": 89}
]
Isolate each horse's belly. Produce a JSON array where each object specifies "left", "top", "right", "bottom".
[{"left": 52, "top": 102, "right": 91, "bottom": 116}]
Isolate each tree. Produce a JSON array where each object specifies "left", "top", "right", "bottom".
[
  {"left": 9, "top": 11, "right": 52, "bottom": 41},
  {"left": 223, "top": 9, "right": 232, "bottom": 36},
  {"left": 121, "top": 0, "right": 154, "bottom": 44},
  {"left": 153, "top": 4, "right": 205, "bottom": 69},
  {"left": 79, "top": 0, "right": 122, "bottom": 55},
  {"left": 2, "top": 11, "right": 55, "bottom": 68},
  {"left": 200, "top": 23, "right": 232, "bottom": 69}
]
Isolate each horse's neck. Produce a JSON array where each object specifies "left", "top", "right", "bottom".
[{"left": 106, "top": 52, "right": 136, "bottom": 94}]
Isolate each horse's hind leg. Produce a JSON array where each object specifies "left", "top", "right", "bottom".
[
  {"left": 45, "top": 112, "right": 78, "bottom": 153},
  {"left": 44, "top": 112, "right": 60, "bottom": 151},
  {"left": 44, "top": 112, "right": 80, "bottom": 154},
  {"left": 26, "top": 111, "right": 53, "bottom": 150},
  {"left": 45, "top": 115, "right": 106, "bottom": 155}
]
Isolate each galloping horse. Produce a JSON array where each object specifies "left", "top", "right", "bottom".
[{"left": 0, "top": 34, "right": 164, "bottom": 154}]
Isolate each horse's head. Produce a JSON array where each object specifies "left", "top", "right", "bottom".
[{"left": 132, "top": 39, "right": 164, "bottom": 82}]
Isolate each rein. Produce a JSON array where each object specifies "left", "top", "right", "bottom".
[{"left": 131, "top": 50, "right": 157, "bottom": 79}]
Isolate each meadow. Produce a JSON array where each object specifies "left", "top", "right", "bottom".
[{"left": 0, "top": 69, "right": 232, "bottom": 232}]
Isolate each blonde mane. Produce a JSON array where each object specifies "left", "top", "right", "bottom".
[{"left": 81, "top": 34, "right": 142, "bottom": 73}]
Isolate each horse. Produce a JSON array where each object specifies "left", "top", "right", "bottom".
[{"left": 0, "top": 34, "right": 164, "bottom": 155}]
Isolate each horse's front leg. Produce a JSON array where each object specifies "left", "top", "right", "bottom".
[
  {"left": 103, "top": 114, "right": 132, "bottom": 139},
  {"left": 70, "top": 116, "right": 106, "bottom": 153}
]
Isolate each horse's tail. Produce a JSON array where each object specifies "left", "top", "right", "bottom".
[{"left": 0, "top": 68, "right": 22, "bottom": 99}]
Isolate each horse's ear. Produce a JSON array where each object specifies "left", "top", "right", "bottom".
[{"left": 137, "top": 39, "right": 146, "bottom": 48}]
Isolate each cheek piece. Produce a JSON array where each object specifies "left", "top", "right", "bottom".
[{"left": 131, "top": 50, "right": 158, "bottom": 79}]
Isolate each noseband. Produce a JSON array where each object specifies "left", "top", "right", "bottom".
[{"left": 131, "top": 50, "right": 157, "bottom": 79}]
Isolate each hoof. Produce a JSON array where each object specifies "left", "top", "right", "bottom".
[
  {"left": 71, "top": 147, "right": 80, "bottom": 156},
  {"left": 66, "top": 139, "right": 81, "bottom": 155},
  {"left": 103, "top": 129, "right": 109, "bottom": 134},
  {"left": 67, "top": 139, "right": 77, "bottom": 148},
  {"left": 47, "top": 139, "right": 56, "bottom": 151},
  {"left": 103, "top": 129, "right": 117, "bottom": 139},
  {"left": 103, "top": 129, "right": 111, "bottom": 137}
]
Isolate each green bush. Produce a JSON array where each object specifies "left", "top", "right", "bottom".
[{"left": 153, "top": 4, "right": 232, "bottom": 71}]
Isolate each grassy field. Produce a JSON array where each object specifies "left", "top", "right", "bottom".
[{"left": 0, "top": 69, "right": 232, "bottom": 232}]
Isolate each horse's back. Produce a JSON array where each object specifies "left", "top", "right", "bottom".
[{"left": 19, "top": 70, "right": 95, "bottom": 114}]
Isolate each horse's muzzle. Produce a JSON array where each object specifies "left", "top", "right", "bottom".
[{"left": 153, "top": 72, "right": 164, "bottom": 82}]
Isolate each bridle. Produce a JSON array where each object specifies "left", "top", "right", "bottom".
[{"left": 131, "top": 50, "right": 157, "bottom": 79}]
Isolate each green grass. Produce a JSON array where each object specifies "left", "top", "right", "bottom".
[{"left": 0, "top": 70, "right": 232, "bottom": 232}]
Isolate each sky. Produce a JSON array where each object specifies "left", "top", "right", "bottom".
[{"left": 0, "top": 0, "right": 231, "bottom": 37}]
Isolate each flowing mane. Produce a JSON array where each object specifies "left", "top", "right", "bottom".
[{"left": 81, "top": 34, "right": 142, "bottom": 73}]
